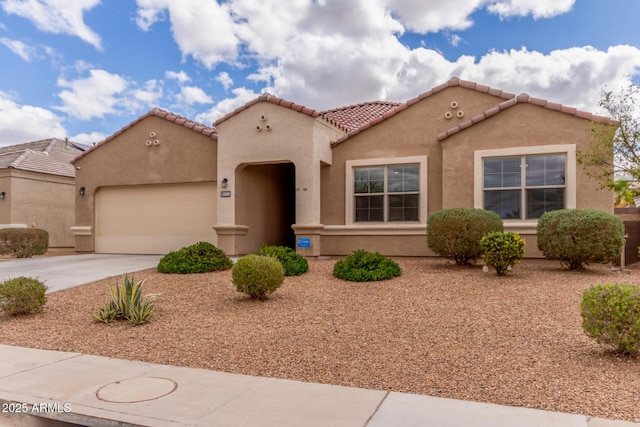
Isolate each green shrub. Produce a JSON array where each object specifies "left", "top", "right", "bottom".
[
  {"left": 158, "top": 241, "right": 232, "bottom": 274},
  {"left": 93, "top": 274, "right": 161, "bottom": 326},
  {"left": 537, "top": 209, "right": 625, "bottom": 270},
  {"left": 255, "top": 244, "right": 309, "bottom": 276},
  {"left": 480, "top": 231, "right": 526, "bottom": 276},
  {"left": 581, "top": 283, "right": 640, "bottom": 355},
  {"left": 0, "top": 277, "right": 47, "bottom": 315},
  {"left": 232, "top": 255, "right": 284, "bottom": 300},
  {"left": 0, "top": 228, "right": 49, "bottom": 258},
  {"left": 427, "top": 208, "right": 503, "bottom": 265},
  {"left": 332, "top": 249, "right": 401, "bottom": 282}
]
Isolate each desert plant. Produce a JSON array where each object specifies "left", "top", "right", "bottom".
[
  {"left": 232, "top": 255, "right": 284, "bottom": 300},
  {"left": 332, "top": 249, "right": 401, "bottom": 282},
  {"left": 0, "top": 277, "right": 47, "bottom": 315},
  {"left": 537, "top": 209, "right": 625, "bottom": 270},
  {"left": 480, "top": 231, "right": 526, "bottom": 276},
  {"left": 427, "top": 208, "right": 503, "bottom": 265},
  {"left": 581, "top": 283, "right": 640, "bottom": 355},
  {"left": 157, "top": 241, "right": 232, "bottom": 274},
  {"left": 255, "top": 244, "right": 309, "bottom": 276},
  {"left": 93, "top": 274, "right": 161, "bottom": 326},
  {"left": 0, "top": 228, "right": 49, "bottom": 258}
]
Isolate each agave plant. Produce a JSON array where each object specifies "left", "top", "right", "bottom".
[{"left": 93, "top": 274, "right": 161, "bottom": 326}]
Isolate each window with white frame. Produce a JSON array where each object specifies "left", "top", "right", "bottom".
[
  {"left": 346, "top": 156, "right": 427, "bottom": 225},
  {"left": 483, "top": 154, "right": 566, "bottom": 219},
  {"left": 354, "top": 164, "right": 420, "bottom": 222}
]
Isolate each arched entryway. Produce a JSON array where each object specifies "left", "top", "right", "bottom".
[{"left": 235, "top": 162, "right": 296, "bottom": 252}]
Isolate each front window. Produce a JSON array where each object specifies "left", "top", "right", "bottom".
[
  {"left": 483, "top": 154, "right": 565, "bottom": 219},
  {"left": 354, "top": 164, "right": 419, "bottom": 222}
]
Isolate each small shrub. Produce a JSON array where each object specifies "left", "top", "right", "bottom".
[
  {"left": 158, "top": 241, "right": 232, "bottom": 274},
  {"left": 581, "top": 283, "right": 640, "bottom": 355},
  {"left": 480, "top": 231, "right": 526, "bottom": 276},
  {"left": 255, "top": 244, "right": 309, "bottom": 276},
  {"left": 0, "top": 228, "right": 49, "bottom": 258},
  {"left": 0, "top": 277, "right": 47, "bottom": 315},
  {"left": 427, "top": 208, "right": 503, "bottom": 265},
  {"left": 332, "top": 249, "right": 401, "bottom": 282},
  {"left": 537, "top": 209, "right": 625, "bottom": 270},
  {"left": 92, "top": 274, "right": 160, "bottom": 326},
  {"left": 232, "top": 255, "right": 284, "bottom": 300}
]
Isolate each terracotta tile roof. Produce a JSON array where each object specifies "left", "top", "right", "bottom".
[
  {"left": 213, "top": 93, "right": 320, "bottom": 127},
  {"left": 72, "top": 108, "right": 217, "bottom": 163},
  {"left": 331, "top": 77, "right": 516, "bottom": 147},
  {"left": 0, "top": 138, "right": 84, "bottom": 177},
  {"left": 319, "top": 101, "right": 401, "bottom": 133},
  {"left": 436, "top": 93, "right": 616, "bottom": 142}
]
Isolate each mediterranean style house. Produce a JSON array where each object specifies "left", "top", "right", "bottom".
[
  {"left": 0, "top": 138, "right": 85, "bottom": 247},
  {"left": 71, "top": 77, "right": 613, "bottom": 257}
]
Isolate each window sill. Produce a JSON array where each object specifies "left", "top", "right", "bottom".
[{"left": 502, "top": 220, "right": 538, "bottom": 234}]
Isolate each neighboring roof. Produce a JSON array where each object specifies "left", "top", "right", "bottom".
[
  {"left": 436, "top": 93, "right": 616, "bottom": 142},
  {"left": 72, "top": 107, "right": 217, "bottom": 163},
  {"left": 0, "top": 138, "right": 83, "bottom": 177},
  {"left": 331, "top": 77, "right": 517, "bottom": 147},
  {"left": 213, "top": 93, "right": 320, "bottom": 127},
  {"left": 320, "top": 101, "right": 401, "bottom": 133}
]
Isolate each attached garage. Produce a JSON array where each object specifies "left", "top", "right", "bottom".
[{"left": 95, "top": 182, "right": 217, "bottom": 254}]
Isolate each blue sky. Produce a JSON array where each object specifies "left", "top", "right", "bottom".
[{"left": 1, "top": 0, "right": 639, "bottom": 147}]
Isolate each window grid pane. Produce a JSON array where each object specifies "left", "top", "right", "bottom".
[
  {"left": 353, "top": 164, "right": 420, "bottom": 223},
  {"left": 483, "top": 154, "right": 566, "bottom": 219}
]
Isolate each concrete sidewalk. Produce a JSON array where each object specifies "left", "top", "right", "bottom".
[
  {"left": 0, "top": 254, "right": 162, "bottom": 293},
  {"left": 0, "top": 345, "right": 637, "bottom": 427}
]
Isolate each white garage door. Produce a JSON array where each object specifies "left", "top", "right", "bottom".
[{"left": 95, "top": 182, "right": 217, "bottom": 254}]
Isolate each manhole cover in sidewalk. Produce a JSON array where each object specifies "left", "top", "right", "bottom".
[{"left": 97, "top": 377, "right": 177, "bottom": 403}]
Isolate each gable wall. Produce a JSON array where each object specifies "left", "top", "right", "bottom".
[
  {"left": 322, "top": 86, "right": 512, "bottom": 226},
  {"left": 73, "top": 116, "right": 218, "bottom": 251}
]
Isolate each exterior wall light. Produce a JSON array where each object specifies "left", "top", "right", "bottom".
[
  {"left": 221, "top": 178, "right": 228, "bottom": 188},
  {"left": 79, "top": 187, "right": 86, "bottom": 196},
  {"left": 0, "top": 192, "right": 5, "bottom": 199}
]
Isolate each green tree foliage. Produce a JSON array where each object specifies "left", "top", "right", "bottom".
[{"left": 577, "top": 83, "right": 640, "bottom": 186}]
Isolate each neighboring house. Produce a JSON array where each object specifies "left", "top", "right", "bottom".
[
  {"left": 0, "top": 138, "right": 85, "bottom": 247},
  {"left": 71, "top": 78, "right": 614, "bottom": 257}
]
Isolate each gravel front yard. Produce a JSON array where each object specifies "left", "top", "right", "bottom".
[{"left": 0, "top": 258, "right": 639, "bottom": 422}]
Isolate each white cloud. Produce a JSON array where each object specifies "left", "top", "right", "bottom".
[
  {"left": 165, "top": 70, "right": 191, "bottom": 83},
  {"left": 70, "top": 130, "right": 105, "bottom": 145},
  {"left": 0, "top": 90, "right": 67, "bottom": 145},
  {"left": 217, "top": 71, "right": 233, "bottom": 91},
  {"left": 196, "top": 87, "right": 260, "bottom": 125},
  {"left": 135, "top": 0, "right": 239, "bottom": 68},
  {"left": 177, "top": 85, "right": 212, "bottom": 105},
  {"left": 56, "top": 69, "right": 129, "bottom": 120},
  {"left": 1, "top": 0, "right": 103, "bottom": 50},
  {"left": 488, "top": 0, "right": 576, "bottom": 19},
  {"left": 0, "top": 37, "right": 36, "bottom": 61}
]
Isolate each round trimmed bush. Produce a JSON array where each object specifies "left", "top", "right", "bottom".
[
  {"left": 427, "top": 208, "right": 503, "bottom": 265},
  {"left": 0, "top": 276, "right": 47, "bottom": 315},
  {"left": 332, "top": 249, "right": 401, "bottom": 282},
  {"left": 537, "top": 209, "right": 624, "bottom": 270},
  {"left": 158, "top": 241, "right": 232, "bottom": 274},
  {"left": 480, "top": 231, "right": 526, "bottom": 276},
  {"left": 255, "top": 245, "right": 309, "bottom": 276},
  {"left": 232, "top": 255, "right": 285, "bottom": 299},
  {"left": 581, "top": 283, "right": 640, "bottom": 355}
]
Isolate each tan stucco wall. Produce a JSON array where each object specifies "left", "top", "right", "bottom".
[
  {"left": 320, "top": 86, "right": 515, "bottom": 256},
  {"left": 73, "top": 115, "right": 218, "bottom": 252},
  {"left": 214, "top": 102, "right": 343, "bottom": 256},
  {"left": 0, "top": 170, "right": 75, "bottom": 247}
]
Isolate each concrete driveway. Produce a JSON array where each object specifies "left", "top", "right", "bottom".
[{"left": 0, "top": 254, "right": 162, "bottom": 293}]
